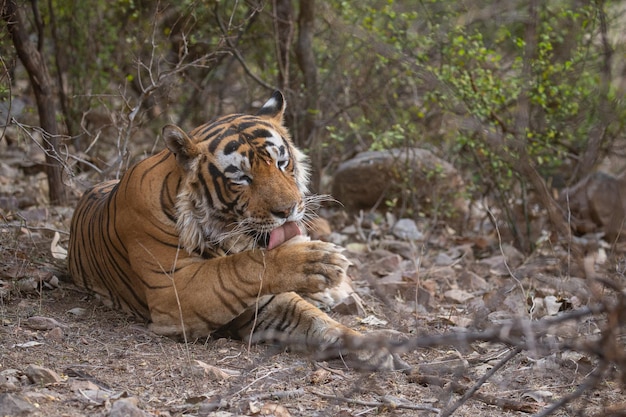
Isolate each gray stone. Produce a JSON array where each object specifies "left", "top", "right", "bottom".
[
  {"left": 434, "top": 252, "right": 455, "bottom": 266},
  {"left": 331, "top": 148, "right": 468, "bottom": 231},
  {"left": 24, "top": 364, "right": 62, "bottom": 385},
  {"left": 0, "top": 393, "right": 35, "bottom": 416},
  {"left": 108, "top": 397, "right": 149, "bottom": 417},
  {"left": 391, "top": 218, "right": 424, "bottom": 241}
]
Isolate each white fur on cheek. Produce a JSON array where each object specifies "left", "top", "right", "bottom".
[
  {"left": 291, "top": 146, "right": 310, "bottom": 195},
  {"left": 174, "top": 159, "right": 230, "bottom": 254}
]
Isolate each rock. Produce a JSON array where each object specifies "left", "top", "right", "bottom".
[
  {"left": 376, "top": 271, "right": 434, "bottom": 309},
  {"left": 331, "top": 294, "right": 366, "bottom": 316},
  {"left": 443, "top": 289, "right": 474, "bottom": 304},
  {"left": 43, "top": 275, "right": 60, "bottom": 289},
  {"left": 0, "top": 196, "right": 19, "bottom": 211},
  {"left": 0, "top": 369, "right": 22, "bottom": 392},
  {"left": 391, "top": 218, "right": 424, "bottom": 241},
  {"left": 24, "top": 364, "right": 62, "bottom": 385},
  {"left": 500, "top": 243, "right": 525, "bottom": 268},
  {"left": 502, "top": 289, "right": 528, "bottom": 315},
  {"left": 379, "top": 240, "right": 418, "bottom": 259},
  {"left": 326, "top": 231, "right": 348, "bottom": 245},
  {"left": 434, "top": 252, "right": 455, "bottom": 266},
  {"left": 108, "top": 397, "right": 148, "bottom": 417},
  {"left": 331, "top": 148, "right": 468, "bottom": 231},
  {"left": 0, "top": 393, "right": 35, "bottom": 416},
  {"left": 477, "top": 255, "right": 510, "bottom": 276},
  {"left": 369, "top": 253, "right": 403, "bottom": 276},
  {"left": 45, "top": 327, "right": 65, "bottom": 341},
  {"left": 457, "top": 270, "right": 489, "bottom": 292},
  {"left": 558, "top": 171, "right": 626, "bottom": 242},
  {"left": 25, "top": 316, "right": 66, "bottom": 331},
  {"left": 428, "top": 266, "right": 456, "bottom": 281}
]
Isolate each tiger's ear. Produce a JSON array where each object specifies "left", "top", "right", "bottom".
[
  {"left": 163, "top": 124, "right": 199, "bottom": 170},
  {"left": 257, "top": 90, "right": 286, "bottom": 124}
]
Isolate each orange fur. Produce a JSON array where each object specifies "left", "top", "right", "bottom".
[{"left": 68, "top": 92, "right": 403, "bottom": 370}]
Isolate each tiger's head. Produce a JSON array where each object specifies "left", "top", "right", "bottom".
[{"left": 162, "top": 91, "right": 312, "bottom": 254}]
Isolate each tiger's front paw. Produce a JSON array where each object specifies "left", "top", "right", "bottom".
[{"left": 271, "top": 240, "right": 350, "bottom": 294}]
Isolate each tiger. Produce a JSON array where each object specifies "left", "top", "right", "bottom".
[{"left": 68, "top": 91, "right": 407, "bottom": 371}]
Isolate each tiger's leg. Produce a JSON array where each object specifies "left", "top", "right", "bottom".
[
  {"left": 144, "top": 240, "right": 350, "bottom": 339},
  {"left": 219, "top": 292, "right": 407, "bottom": 371}
]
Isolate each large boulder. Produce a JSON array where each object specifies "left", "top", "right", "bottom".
[
  {"left": 331, "top": 148, "right": 467, "bottom": 231},
  {"left": 559, "top": 171, "right": 626, "bottom": 242}
]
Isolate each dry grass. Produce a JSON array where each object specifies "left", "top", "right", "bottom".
[{"left": 2, "top": 204, "right": 626, "bottom": 416}]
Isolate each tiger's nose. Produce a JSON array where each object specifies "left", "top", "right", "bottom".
[{"left": 271, "top": 203, "right": 296, "bottom": 219}]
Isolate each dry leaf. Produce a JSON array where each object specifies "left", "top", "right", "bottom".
[
  {"left": 359, "top": 315, "right": 388, "bottom": 327},
  {"left": 67, "top": 308, "right": 87, "bottom": 316},
  {"left": 50, "top": 232, "right": 68, "bottom": 260},
  {"left": 544, "top": 295, "right": 563, "bottom": 316},
  {"left": 192, "top": 360, "right": 240, "bottom": 380},
  {"left": 443, "top": 288, "right": 474, "bottom": 303},
  {"left": 12, "top": 341, "right": 44, "bottom": 348},
  {"left": 522, "top": 390, "right": 554, "bottom": 402},
  {"left": 261, "top": 403, "right": 292, "bottom": 417}
]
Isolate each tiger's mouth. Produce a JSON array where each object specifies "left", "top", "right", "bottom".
[{"left": 262, "top": 221, "right": 301, "bottom": 250}]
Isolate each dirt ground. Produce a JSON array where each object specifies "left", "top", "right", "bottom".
[{"left": 1, "top": 157, "right": 626, "bottom": 416}]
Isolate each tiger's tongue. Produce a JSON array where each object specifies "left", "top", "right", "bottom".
[{"left": 267, "top": 222, "right": 301, "bottom": 250}]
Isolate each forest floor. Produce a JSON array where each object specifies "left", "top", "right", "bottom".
[{"left": 1, "top": 148, "right": 626, "bottom": 417}]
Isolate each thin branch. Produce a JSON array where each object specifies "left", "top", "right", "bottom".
[
  {"left": 532, "top": 364, "right": 607, "bottom": 417},
  {"left": 441, "top": 346, "right": 523, "bottom": 416},
  {"left": 214, "top": 3, "right": 275, "bottom": 91},
  {"left": 310, "top": 390, "right": 440, "bottom": 413},
  {"left": 409, "top": 374, "right": 538, "bottom": 413},
  {"left": 247, "top": 389, "right": 305, "bottom": 402},
  {"left": 11, "top": 118, "right": 73, "bottom": 178},
  {"left": 0, "top": 54, "right": 12, "bottom": 144}
]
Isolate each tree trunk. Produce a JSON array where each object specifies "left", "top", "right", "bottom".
[
  {"left": 274, "top": 0, "right": 293, "bottom": 91},
  {"left": 295, "top": 0, "right": 318, "bottom": 143},
  {"left": 3, "top": 0, "right": 68, "bottom": 205},
  {"left": 295, "top": 0, "right": 321, "bottom": 191},
  {"left": 573, "top": 0, "right": 614, "bottom": 183},
  {"left": 510, "top": 0, "right": 575, "bottom": 254}
]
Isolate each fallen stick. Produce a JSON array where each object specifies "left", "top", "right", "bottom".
[{"left": 408, "top": 373, "right": 538, "bottom": 413}]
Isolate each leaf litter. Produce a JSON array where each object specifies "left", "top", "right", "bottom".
[{"left": 1, "top": 158, "right": 626, "bottom": 416}]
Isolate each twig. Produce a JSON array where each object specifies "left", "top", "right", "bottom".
[
  {"left": 409, "top": 374, "right": 537, "bottom": 413},
  {"left": 532, "top": 364, "right": 607, "bottom": 417},
  {"left": 137, "top": 241, "right": 196, "bottom": 389},
  {"left": 66, "top": 152, "right": 103, "bottom": 175},
  {"left": 310, "top": 389, "right": 440, "bottom": 413},
  {"left": 0, "top": 54, "right": 13, "bottom": 144},
  {"left": 232, "top": 367, "right": 289, "bottom": 397},
  {"left": 486, "top": 206, "right": 527, "bottom": 296},
  {"left": 3, "top": 221, "right": 70, "bottom": 236},
  {"left": 11, "top": 118, "right": 73, "bottom": 177},
  {"left": 214, "top": 3, "right": 275, "bottom": 91},
  {"left": 247, "top": 389, "right": 305, "bottom": 402},
  {"left": 441, "top": 346, "right": 523, "bottom": 416},
  {"left": 388, "top": 304, "right": 606, "bottom": 355}
]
